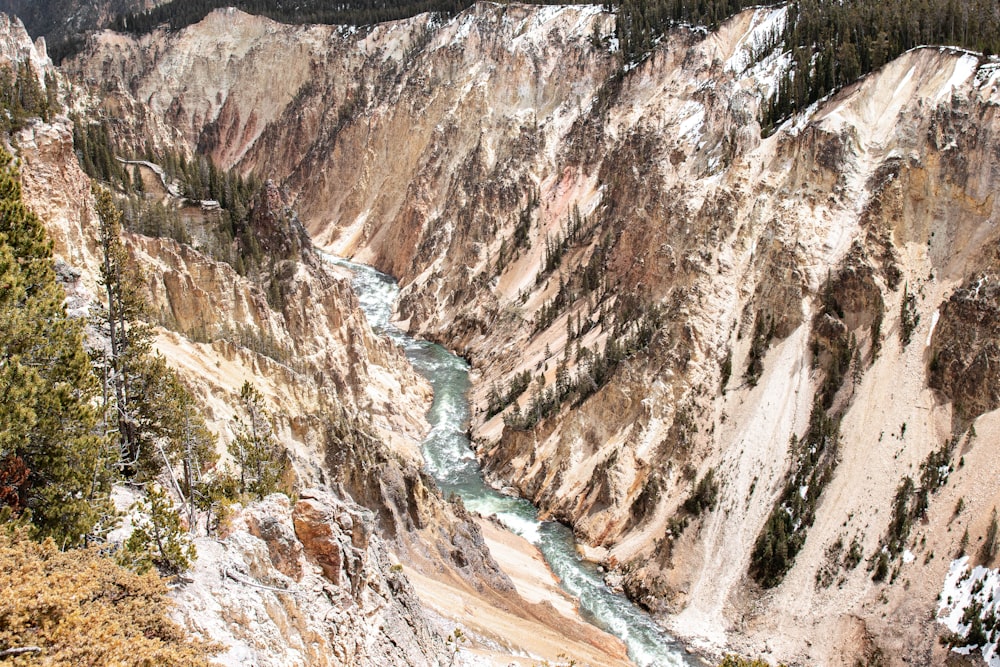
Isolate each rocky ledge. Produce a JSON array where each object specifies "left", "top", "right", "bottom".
[{"left": 170, "top": 490, "right": 448, "bottom": 667}]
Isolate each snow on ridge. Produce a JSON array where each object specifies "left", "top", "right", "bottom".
[
  {"left": 935, "top": 53, "right": 980, "bottom": 101},
  {"left": 563, "top": 5, "right": 606, "bottom": 40},
  {"left": 974, "top": 60, "right": 1000, "bottom": 89},
  {"left": 905, "top": 44, "right": 986, "bottom": 59},
  {"left": 725, "top": 5, "right": 788, "bottom": 75},
  {"left": 505, "top": 4, "right": 604, "bottom": 52},
  {"left": 437, "top": 3, "right": 605, "bottom": 52},
  {"left": 451, "top": 11, "right": 476, "bottom": 43}
]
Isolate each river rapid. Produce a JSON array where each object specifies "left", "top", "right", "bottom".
[{"left": 327, "top": 256, "right": 694, "bottom": 667}]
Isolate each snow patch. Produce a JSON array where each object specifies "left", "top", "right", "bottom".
[
  {"left": 935, "top": 54, "right": 979, "bottom": 102},
  {"left": 676, "top": 101, "right": 706, "bottom": 144},
  {"left": 937, "top": 557, "right": 1000, "bottom": 666},
  {"left": 926, "top": 308, "right": 940, "bottom": 347},
  {"left": 725, "top": 6, "right": 787, "bottom": 75},
  {"left": 451, "top": 13, "right": 475, "bottom": 43},
  {"left": 893, "top": 66, "right": 917, "bottom": 100},
  {"left": 975, "top": 61, "right": 1000, "bottom": 88},
  {"left": 742, "top": 50, "right": 792, "bottom": 101},
  {"left": 563, "top": 4, "right": 606, "bottom": 41},
  {"left": 782, "top": 99, "right": 822, "bottom": 136}
]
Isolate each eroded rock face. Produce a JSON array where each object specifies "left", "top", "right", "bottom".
[
  {"left": 54, "top": 4, "right": 1000, "bottom": 664},
  {"left": 0, "top": 13, "right": 50, "bottom": 70},
  {"left": 173, "top": 492, "right": 448, "bottom": 667},
  {"left": 929, "top": 276, "right": 1000, "bottom": 427},
  {"left": 291, "top": 493, "right": 362, "bottom": 586},
  {"left": 246, "top": 512, "right": 303, "bottom": 580}
]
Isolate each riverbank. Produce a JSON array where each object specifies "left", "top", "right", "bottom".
[
  {"left": 405, "top": 517, "right": 632, "bottom": 666},
  {"left": 328, "top": 254, "right": 694, "bottom": 666}
]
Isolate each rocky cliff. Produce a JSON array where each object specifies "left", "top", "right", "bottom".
[
  {"left": 54, "top": 3, "right": 1000, "bottom": 665},
  {"left": 0, "top": 13, "right": 635, "bottom": 666},
  {"left": 172, "top": 490, "right": 448, "bottom": 667}
]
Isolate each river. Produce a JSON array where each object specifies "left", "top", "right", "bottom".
[{"left": 327, "top": 256, "right": 695, "bottom": 667}]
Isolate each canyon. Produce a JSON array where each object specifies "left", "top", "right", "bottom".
[
  {"left": 4, "top": 1, "right": 1000, "bottom": 664},
  {"left": 3, "top": 15, "right": 631, "bottom": 666}
]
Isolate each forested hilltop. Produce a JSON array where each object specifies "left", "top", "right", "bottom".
[
  {"left": 108, "top": 0, "right": 1000, "bottom": 130},
  {"left": 11, "top": 0, "right": 1000, "bottom": 125},
  {"left": 615, "top": 0, "right": 1000, "bottom": 129},
  {"left": 112, "top": 0, "right": 491, "bottom": 32},
  {"left": 0, "top": 0, "right": 153, "bottom": 62}
]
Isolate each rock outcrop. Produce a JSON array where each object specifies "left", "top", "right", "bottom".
[
  {"left": 173, "top": 491, "right": 448, "bottom": 667},
  {"left": 929, "top": 275, "right": 1000, "bottom": 428}
]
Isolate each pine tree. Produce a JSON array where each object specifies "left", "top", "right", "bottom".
[
  {"left": 0, "top": 148, "right": 114, "bottom": 546},
  {"left": 229, "top": 381, "right": 284, "bottom": 500},
  {"left": 120, "top": 485, "right": 196, "bottom": 575},
  {"left": 133, "top": 163, "right": 144, "bottom": 193},
  {"left": 92, "top": 185, "right": 217, "bottom": 486},
  {"left": 983, "top": 508, "right": 999, "bottom": 565},
  {"left": 165, "top": 377, "right": 218, "bottom": 531},
  {"left": 0, "top": 62, "right": 52, "bottom": 131},
  {"left": 93, "top": 185, "right": 160, "bottom": 474}
]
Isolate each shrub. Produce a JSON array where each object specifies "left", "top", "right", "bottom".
[
  {"left": 683, "top": 468, "right": 719, "bottom": 516},
  {"left": 718, "top": 656, "right": 784, "bottom": 667},
  {"left": 982, "top": 508, "right": 999, "bottom": 565},
  {"left": 0, "top": 528, "right": 216, "bottom": 666},
  {"left": 899, "top": 283, "right": 920, "bottom": 346},
  {"left": 745, "top": 313, "right": 774, "bottom": 387}
]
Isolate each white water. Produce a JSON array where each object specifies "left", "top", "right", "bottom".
[{"left": 326, "top": 255, "right": 694, "bottom": 667}]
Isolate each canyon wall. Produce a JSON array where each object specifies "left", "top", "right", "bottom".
[
  {"left": 61, "top": 4, "right": 1000, "bottom": 664},
  {"left": 0, "top": 14, "right": 634, "bottom": 665}
]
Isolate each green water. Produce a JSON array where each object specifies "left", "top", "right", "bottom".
[{"left": 327, "top": 255, "right": 694, "bottom": 667}]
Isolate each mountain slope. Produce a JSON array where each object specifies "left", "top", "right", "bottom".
[
  {"left": 62, "top": 3, "right": 1000, "bottom": 664},
  {"left": 0, "top": 13, "right": 633, "bottom": 666}
]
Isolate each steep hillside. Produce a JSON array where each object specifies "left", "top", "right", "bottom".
[
  {"left": 169, "top": 489, "right": 448, "bottom": 667},
  {"left": 64, "top": 3, "right": 1000, "bottom": 665},
  {"left": 0, "top": 14, "right": 632, "bottom": 666}
]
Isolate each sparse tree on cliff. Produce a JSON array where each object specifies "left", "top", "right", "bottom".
[
  {"left": 93, "top": 185, "right": 220, "bottom": 492},
  {"left": 132, "top": 163, "right": 144, "bottom": 193},
  {"left": 229, "top": 381, "right": 284, "bottom": 500},
  {"left": 120, "top": 483, "right": 196, "bottom": 575},
  {"left": 93, "top": 184, "right": 153, "bottom": 475}
]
